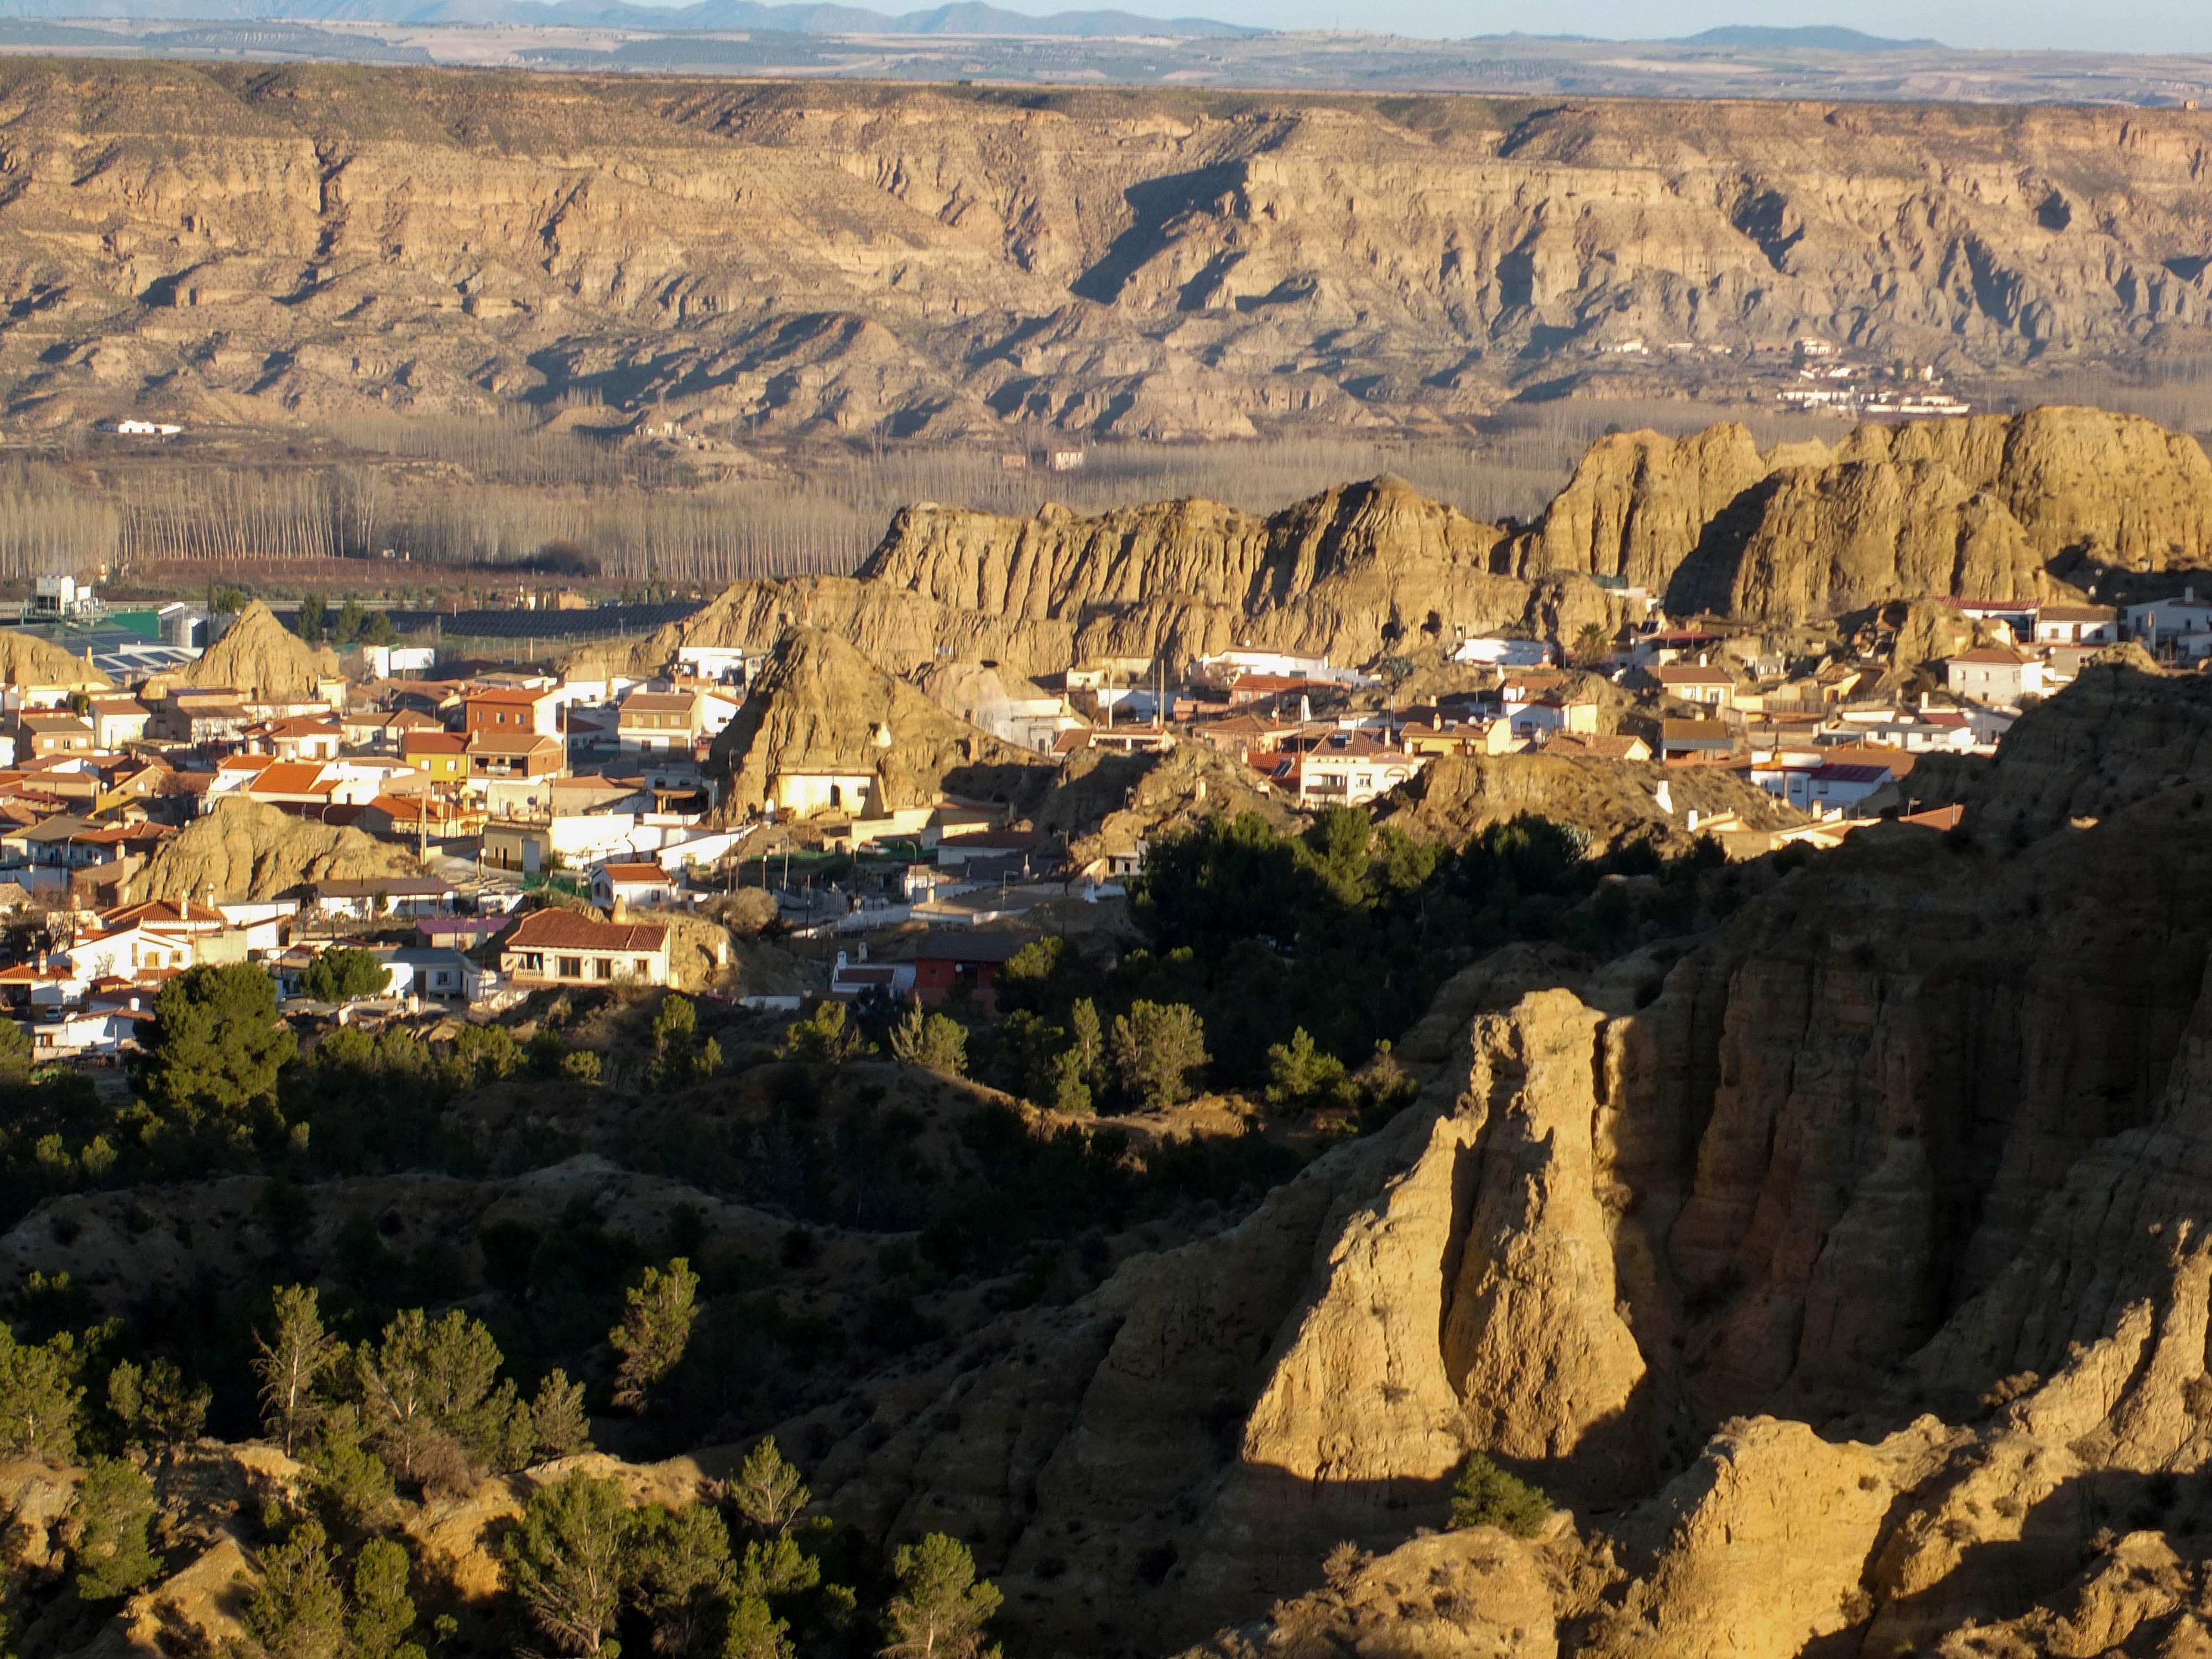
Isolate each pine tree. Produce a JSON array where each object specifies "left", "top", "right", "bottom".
[
  {"left": 1067, "top": 999, "right": 1104, "bottom": 1088},
  {"left": 0, "top": 1323, "right": 82, "bottom": 1462},
  {"left": 879, "top": 1534, "right": 1000, "bottom": 1659},
  {"left": 1046, "top": 1050, "right": 1092, "bottom": 1116},
  {"left": 255, "top": 1286, "right": 343, "bottom": 1457},
  {"left": 728, "top": 1438, "right": 808, "bottom": 1538},
  {"left": 721, "top": 1594, "right": 792, "bottom": 1659},
  {"left": 1262, "top": 1027, "right": 1352, "bottom": 1115},
  {"left": 134, "top": 962, "right": 299, "bottom": 1125},
  {"left": 349, "top": 1537, "right": 424, "bottom": 1659},
  {"left": 356, "top": 1307, "right": 523, "bottom": 1489},
  {"left": 503, "top": 1474, "right": 630, "bottom": 1657},
  {"left": 68, "top": 1457, "right": 163, "bottom": 1601},
  {"left": 888, "top": 1007, "right": 966, "bottom": 1075},
  {"left": 611, "top": 1259, "right": 700, "bottom": 1412},
  {"left": 303, "top": 1406, "right": 397, "bottom": 1531},
  {"left": 1109, "top": 1001, "right": 1209, "bottom": 1109},
  {"left": 107, "top": 1355, "right": 210, "bottom": 1464},
  {"left": 242, "top": 1517, "right": 347, "bottom": 1659},
  {"left": 628, "top": 1502, "right": 732, "bottom": 1656},
  {"left": 531, "top": 1370, "right": 592, "bottom": 1460}
]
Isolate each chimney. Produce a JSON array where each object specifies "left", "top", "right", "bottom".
[
  {"left": 1687, "top": 807, "right": 1700, "bottom": 832},
  {"left": 1655, "top": 780, "right": 1673, "bottom": 815}
]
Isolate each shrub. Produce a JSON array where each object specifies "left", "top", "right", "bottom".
[
  {"left": 1447, "top": 1452, "right": 1550, "bottom": 1537},
  {"left": 1109, "top": 1001, "right": 1209, "bottom": 1109},
  {"left": 889, "top": 1006, "right": 967, "bottom": 1075},
  {"left": 781, "top": 1000, "right": 864, "bottom": 1065}
]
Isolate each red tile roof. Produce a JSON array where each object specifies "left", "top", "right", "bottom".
[
  {"left": 248, "top": 763, "right": 335, "bottom": 798},
  {"left": 504, "top": 910, "right": 669, "bottom": 953}
]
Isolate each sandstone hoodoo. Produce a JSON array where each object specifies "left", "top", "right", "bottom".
[
  {"left": 183, "top": 600, "right": 340, "bottom": 701},
  {"left": 127, "top": 794, "right": 420, "bottom": 904}
]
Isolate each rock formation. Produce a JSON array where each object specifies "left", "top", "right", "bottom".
[
  {"left": 1032, "top": 741, "right": 1299, "bottom": 868},
  {"left": 1379, "top": 752, "right": 1796, "bottom": 854},
  {"left": 0, "top": 631, "right": 108, "bottom": 691},
  {"left": 184, "top": 601, "right": 339, "bottom": 700},
  {"left": 718, "top": 627, "right": 1054, "bottom": 815},
  {"left": 126, "top": 794, "right": 419, "bottom": 903},
  {"left": 639, "top": 410, "right": 2211, "bottom": 685},
  {"left": 645, "top": 477, "right": 1618, "bottom": 678},
  {"left": 4, "top": 70, "right": 2212, "bottom": 432},
  {"left": 1512, "top": 406, "right": 2212, "bottom": 622},
  {"left": 708, "top": 655, "right": 2212, "bottom": 1658}
]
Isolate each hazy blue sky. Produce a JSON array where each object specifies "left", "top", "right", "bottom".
[{"left": 1034, "top": 2, "right": 2209, "bottom": 54}]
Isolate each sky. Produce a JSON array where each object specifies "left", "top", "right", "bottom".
[{"left": 1045, "top": 1, "right": 2211, "bottom": 55}]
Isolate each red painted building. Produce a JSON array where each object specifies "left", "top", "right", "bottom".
[{"left": 906, "top": 931, "right": 1037, "bottom": 1011}]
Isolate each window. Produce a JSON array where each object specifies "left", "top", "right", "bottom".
[
  {"left": 634, "top": 958, "right": 650, "bottom": 977},
  {"left": 558, "top": 956, "right": 582, "bottom": 979},
  {"left": 596, "top": 958, "right": 613, "bottom": 980}
]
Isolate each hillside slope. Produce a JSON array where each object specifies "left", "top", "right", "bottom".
[
  {"left": 735, "top": 658, "right": 2212, "bottom": 1655},
  {"left": 2, "top": 66, "right": 2212, "bottom": 432}
]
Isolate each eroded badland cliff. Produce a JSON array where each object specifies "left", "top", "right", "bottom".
[
  {"left": 4, "top": 65, "right": 2212, "bottom": 434},
  {"left": 750, "top": 659, "right": 2212, "bottom": 1658},
  {"left": 636, "top": 405, "right": 2211, "bottom": 687}
]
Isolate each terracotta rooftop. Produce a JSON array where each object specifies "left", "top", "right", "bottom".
[
  {"left": 504, "top": 910, "right": 670, "bottom": 953},
  {"left": 598, "top": 863, "right": 671, "bottom": 884}
]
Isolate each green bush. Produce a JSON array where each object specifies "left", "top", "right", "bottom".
[
  {"left": 301, "top": 948, "right": 393, "bottom": 1005},
  {"left": 1447, "top": 1452, "right": 1550, "bottom": 1538},
  {"left": 889, "top": 1007, "right": 967, "bottom": 1075}
]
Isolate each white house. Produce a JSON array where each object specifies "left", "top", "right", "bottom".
[
  {"left": 830, "top": 950, "right": 917, "bottom": 1000},
  {"left": 373, "top": 946, "right": 487, "bottom": 1004},
  {"left": 1296, "top": 741, "right": 1428, "bottom": 806},
  {"left": 592, "top": 862, "right": 676, "bottom": 910},
  {"left": 2032, "top": 604, "right": 2118, "bottom": 646},
  {"left": 770, "top": 765, "right": 878, "bottom": 818},
  {"left": 1945, "top": 647, "right": 2044, "bottom": 706},
  {"left": 1451, "top": 637, "right": 1553, "bottom": 668},
  {"left": 1950, "top": 599, "right": 2039, "bottom": 643},
  {"left": 1507, "top": 697, "right": 1599, "bottom": 743},
  {"left": 309, "top": 877, "right": 457, "bottom": 921},
  {"left": 500, "top": 911, "right": 675, "bottom": 989},
  {"left": 1751, "top": 760, "right": 1895, "bottom": 816},
  {"left": 676, "top": 644, "right": 762, "bottom": 686},
  {"left": 1191, "top": 649, "right": 1372, "bottom": 689},
  {"left": 2127, "top": 593, "right": 2212, "bottom": 661},
  {"left": 1656, "top": 663, "right": 1737, "bottom": 709}
]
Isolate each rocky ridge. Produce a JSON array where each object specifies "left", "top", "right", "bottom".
[
  {"left": 643, "top": 408, "right": 2212, "bottom": 682},
  {"left": 4, "top": 69, "right": 2212, "bottom": 434},
  {"left": 702, "top": 658, "right": 2212, "bottom": 1657}
]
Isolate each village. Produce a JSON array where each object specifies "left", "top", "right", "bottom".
[{"left": 0, "top": 569, "right": 2180, "bottom": 1066}]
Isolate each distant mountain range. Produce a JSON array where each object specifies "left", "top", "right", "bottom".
[
  {"left": 0, "top": 7, "right": 1964, "bottom": 48},
  {"left": 0, "top": 0, "right": 1261, "bottom": 31},
  {"left": 1668, "top": 24, "right": 1945, "bottom": 50}
]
